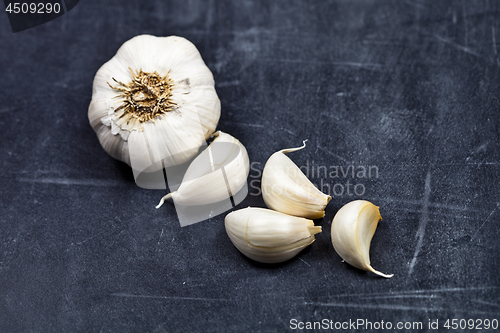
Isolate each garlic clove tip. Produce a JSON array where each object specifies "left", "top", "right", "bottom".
[
  {"left": 156, "top": 193, "right": 172, "bottom": 209},
  {"left": 367, "top": 266, "right": 394, "bottom": 279}
]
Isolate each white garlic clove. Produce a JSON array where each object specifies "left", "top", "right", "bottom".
[
  {"left": 331, "top": 200, "right": 393, "bottom": 278},
  {"left": 225, "top": 207, "right": 322, "bottom": 263},
  {"left": 156, "top": 131, "right": 250, "bottom": 208},
  {"left": 88, "top": 35, "right": 220, "bottom": 173},
  {"left": 261, "top": 142, "right": 331, "bottom": 219}
]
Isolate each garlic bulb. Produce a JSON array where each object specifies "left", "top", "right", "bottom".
[
  {"left": 156, "top": 131, "right": 249, "bottom": 208},
  {"left": 261, "top": 142, "right": 331, "bottom": 219},
  {"left": 88, "top": 34, "right": 220, "bottom": 174},
  {"left": 331, "top": 200, "right": 393, "bottom": 278},
  {"left": 225, "top": 207, "right": 322, "bottom": 263}
]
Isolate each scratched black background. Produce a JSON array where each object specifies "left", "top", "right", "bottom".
[{"left": 0, "top": 1, "right": 499, "bottom": 332}]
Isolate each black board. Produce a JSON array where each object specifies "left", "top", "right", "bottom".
[{"left": 0, "top": 1, "right": 499, "bottom": 331}]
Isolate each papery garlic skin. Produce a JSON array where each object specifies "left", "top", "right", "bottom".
[
  {"left": 331, "top": 200, "right": 393, "bottom": 278},
  {"left": 156, "top": 131, "right": 249, "bottom": 208},
  {"left": 261, "top": 142, "right": 331, "bottom": 219},
  {"left": 88, "top": 34, "right": 220, "bottom": 173},
  {"left": 225, "top": 207, "right": 322, "bottom": 263}
]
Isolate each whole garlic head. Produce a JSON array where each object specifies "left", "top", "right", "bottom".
[
  {"left": 88, "top": 35, "right": 220, "bottom": 173},
  {"left": 225, "top": 207, "right": 322, "bottom": 263},
  {"left": 331, "top": 200, "right": 393, "bottom": 278},
  {"left": 262, "top": 142, "right": 331, "bottom": 219}
]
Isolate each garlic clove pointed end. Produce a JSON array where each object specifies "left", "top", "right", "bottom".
[
  {"left": 366, "top": 264, "right": 394, "bottom": 278},
  {"left": 156, "top": 193, "right": 172, "bottom": 209}
]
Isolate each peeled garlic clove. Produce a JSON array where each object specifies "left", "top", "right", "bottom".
[
  {"left": 331, "top": 200, "right": 393, "bottom": 278},
  {"left": 156, "top": 131, "right": 249, "bottom": 208},
  {"left": 225, "top": 207, "right": 322, "bottom": 263},
  {"left": 261, "top": 142, "right": 331, "bottom": 219},
  {"left": 88, "top": 35, "right": 220, "bottom": 172}
]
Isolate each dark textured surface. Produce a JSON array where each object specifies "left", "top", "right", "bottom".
[{"left": 1, "top": 1, "right": 499, "bottom": 332}]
